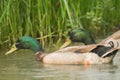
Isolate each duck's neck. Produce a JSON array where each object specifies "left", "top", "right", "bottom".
[
  {"left": 84, "top": 37, "right": 96, "bottom": 45},
  {"left": 35, "top": 52, "right": 46, "bottom": 61},
  {"left": 31, "top": 44, "right": 44, "bottom": 53}
]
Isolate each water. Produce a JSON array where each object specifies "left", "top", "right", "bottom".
[{"left": 0, "top": 49, "right": 120, "bottom": 80}]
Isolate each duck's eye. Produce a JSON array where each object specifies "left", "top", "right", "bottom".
[
  {"left": 68, "top": 31, "right": 72, "bottom": 35},
  {"left": 15, "top": 41, "right": 23, "bottom": 49},
  {"left": 17, "top": 37, "right": 22, "bottom": 41},
  {"left": 69, "top": 31, "right": 75, "bottom": 35}
]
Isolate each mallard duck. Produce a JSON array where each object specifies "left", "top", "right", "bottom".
[
  {"left": 5, "top": 30, "right": 120, "bottom": 65},
  {"left": 60, "top": 28, "right": 96, "bottom": 49}
]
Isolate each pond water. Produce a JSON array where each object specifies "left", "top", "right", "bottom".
[{"left": 0, "top": 49, "right": 120, "bottom": 80}]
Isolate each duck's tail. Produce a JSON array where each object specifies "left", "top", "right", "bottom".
[
  {"left": 91, "top": 45, "right": 118, "bottom": 58},
  {"left": 91, "top": 38, "right": 120, "bottom": 58}
]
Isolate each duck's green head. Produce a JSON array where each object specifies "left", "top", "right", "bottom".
[
  {"left": 69, "top": 28, "right": 95, "bottom": 44},
  {"left": 60, "top": 28, "right": 95, "bottom": 49},
  {"left": 5, "top": 36, "right": 44, "bottom": 55}
]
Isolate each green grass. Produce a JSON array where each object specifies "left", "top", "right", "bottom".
[{"left": 0, "top": 0, "right": 120, "bottom": 49}]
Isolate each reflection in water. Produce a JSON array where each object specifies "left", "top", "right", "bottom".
[{"left": 0, "top": 49, "right": 120, "bottom": 80}]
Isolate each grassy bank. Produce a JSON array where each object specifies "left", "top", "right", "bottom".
[{"left": 0, "top": 0, "right": 120, "bottom": 49}]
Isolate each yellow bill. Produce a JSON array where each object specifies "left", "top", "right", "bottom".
[
  {"left": 60, "top": 37, "right": 72, "bottom": 49},
  {"left": 5, "top": 44, "right": 18, "bottom": 55}
]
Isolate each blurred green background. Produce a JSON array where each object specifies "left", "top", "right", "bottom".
[{"left": 0, "top": 0, "right": 120, "bottom": 49}]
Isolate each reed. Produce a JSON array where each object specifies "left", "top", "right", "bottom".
[{"left": 0, "top": 0, "right": 120, "bottom": 49}]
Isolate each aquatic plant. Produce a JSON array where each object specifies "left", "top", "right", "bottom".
[{"left": 0, "top": 0, "right": 120, "bottom": 49}]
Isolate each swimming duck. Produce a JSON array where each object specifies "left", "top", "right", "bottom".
[
  {"left": 5, "top": 30, "right": 120, "bottom": 65},
  {"left": 60, "top": 28, "right": 96, "bottom": 49}
]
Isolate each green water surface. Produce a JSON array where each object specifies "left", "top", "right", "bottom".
[{"left": 0, "top": 49, "right": 120, "bottom": 80}]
